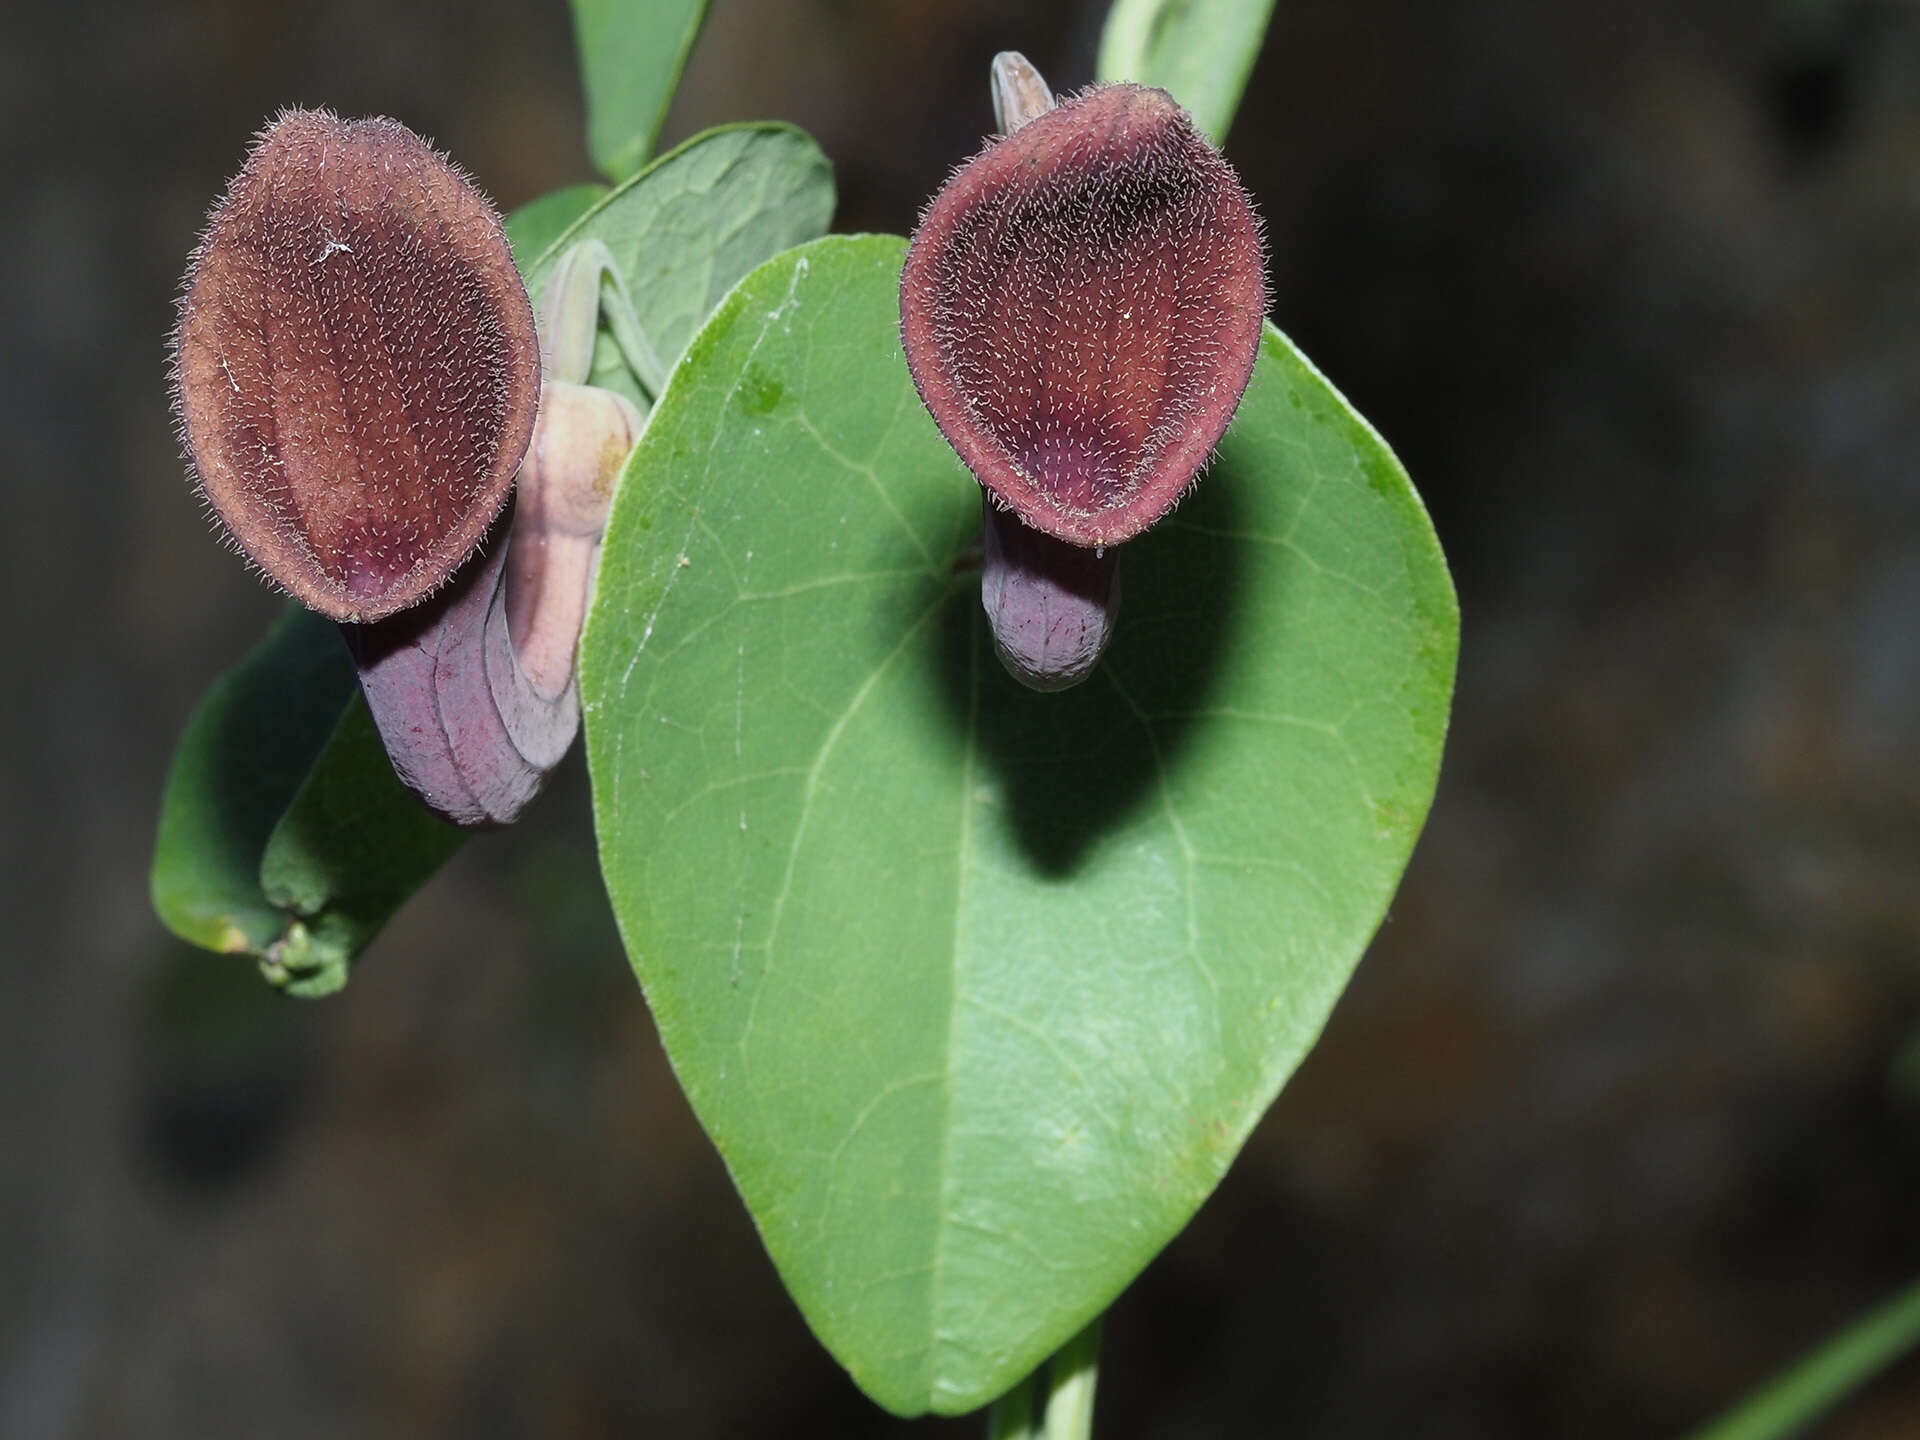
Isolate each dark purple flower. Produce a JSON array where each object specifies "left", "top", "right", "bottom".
[
  {"left": 901, "top": 83, "right": 1266, "bottom": 550},
  {"left": 173, "top": 108, "right": 540, "bottom": 622}
]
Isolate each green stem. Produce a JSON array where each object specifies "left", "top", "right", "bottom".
[
  {"left": 984, "top": 1315, "right": 1105, "bottom": 1440},
  {"left": 536, "top": 238, "right": 669, "bottom": 401},
  {"left": 1683, "top": 1275, "right": 1920, "bottom": 1440},
  {"left": 986, "top": 1371, "right": 1040, "bottom": 1440},
  {"left": 1043, "top": 1316, "right": 1103, "bottom": 1440}
]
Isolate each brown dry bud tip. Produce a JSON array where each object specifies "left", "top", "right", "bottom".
[
  {"left": 900, "top": 83, "right": 1266, "bottom": 549},
  {"left": 990, "top": 50, "right": 1055, "bottom": 134},
  {"left": 173, "top": 108, "right": 540, "bottom": 622}
]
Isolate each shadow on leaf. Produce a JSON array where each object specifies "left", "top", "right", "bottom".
[{"left": 926, "top": 458, "right": 1259, "bottom": 877}]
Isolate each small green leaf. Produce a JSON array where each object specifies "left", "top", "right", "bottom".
[
  {"left": 505, "top": 182, "right": 609, "bottom": 271},
  {"left": 151, "top": 607, "right": 469, "bottom": 994},
  {"left": 1097, "top": 0, "right": 1278, "bottom": 144},
  {"left": 523, "top": 124, "right": 835, "bottom": 410},
  {"left": 257, "top": 698, "right": 467, "bottom": 998},
  {"left": 568, "top": 0, "right": 710, "bottom": 182},
  {"left": 152, "top": 608, "right": 357, "bottom": 958},
  {"left": 581, "top": 235, "right": 1457, "bottom": 1414}
]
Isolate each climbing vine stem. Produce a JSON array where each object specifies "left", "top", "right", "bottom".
[
  {"left": 986, "top": 1315, "right": 1103, "bottom": 1440},
  {"left": 1683, "top": 1275, "right": 1920, "bottom": 1440}
]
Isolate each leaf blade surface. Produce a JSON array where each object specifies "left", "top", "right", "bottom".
[
  {"left": 582, "top": 233, "right": 1457, "bottom": 1415},
  {"left": 523, "top": 123, "right": 836, "bottom": 409},
  {"left": 505, "top": 182, "right": 609, "bottom": 270},
  {"left": 151, "top": 609, "right": 357, "bottom": 958},
  {"left": 568, "top": 0, "right": 710, "bottom": 181},
  {"left": 256, "top": 698, "right": 466, "bottom": 997}
]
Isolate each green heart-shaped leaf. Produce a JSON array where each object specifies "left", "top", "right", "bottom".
[{"left": 581, "top": 233, "right": 1456, "bottom": 1415}]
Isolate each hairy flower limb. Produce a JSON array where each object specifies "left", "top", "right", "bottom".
[
  {"left": 174, "top": 109, "right": 649, "bottom": 826},
  {"left": 901, "top": 54, "right": 1264, "bottom": 690}
]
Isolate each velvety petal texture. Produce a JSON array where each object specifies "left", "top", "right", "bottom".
[
  {"left": 174, "top": 109, "right": 540, "bottom": 622},
  {"left": 900, "top": 84, "right": 1266, "bottom": 547}
]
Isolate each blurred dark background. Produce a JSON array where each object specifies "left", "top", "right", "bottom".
[{"left": 4, "top": 0, "right": 1919, "bottom": 1435}]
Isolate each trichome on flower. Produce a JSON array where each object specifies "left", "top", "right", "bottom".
[
  {"left": 173, "top": 108, "right": 541, "bottom": 623},
  {"left": 901, "top": 78, "right": 1267, "bottom": 551},
  {"left": 172, "top": 109, "right": 644, "bottom": 829}
]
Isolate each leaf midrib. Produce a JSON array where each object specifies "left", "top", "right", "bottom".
[{"left": 925, "top": 599, "right": 982, "bottom": 1405}]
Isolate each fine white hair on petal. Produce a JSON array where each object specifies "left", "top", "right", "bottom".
[
  {"left": 899, "top": 82, "right": 1266, "bottom": 550},
  {"left": 171, "top": 107, "right": 538, "bottom": 622}
]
